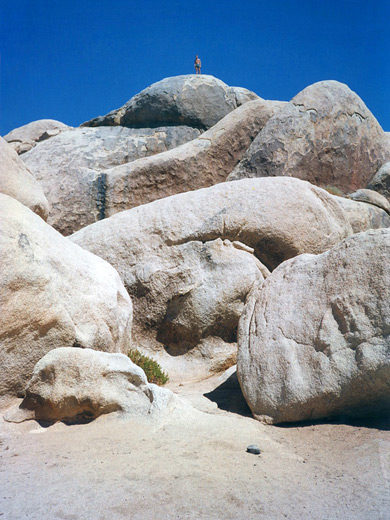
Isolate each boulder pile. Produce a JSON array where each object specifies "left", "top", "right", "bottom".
[
  {"left": 1, "top": 74, "right": 390, "bottom": 423},
  {"left": 69, "top": 177, "right": 352, "bottom": 381},
  {"left": 23, "top": 95, "right": 282, "bottom": 235}
]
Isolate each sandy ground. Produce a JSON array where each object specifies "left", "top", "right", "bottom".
[{"left": 1, "top": 368, "right": 389, "bottom": 520}]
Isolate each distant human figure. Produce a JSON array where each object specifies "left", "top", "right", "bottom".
[{"left": 194, "top": 55, "right": 201, "bottom": 74}]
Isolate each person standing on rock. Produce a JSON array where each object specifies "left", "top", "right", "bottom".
[{"left": 194, "top": 55, "right": 201, "bottom": 74}]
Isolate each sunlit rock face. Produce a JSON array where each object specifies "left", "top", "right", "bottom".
[
  {"left": 238, "top": 229, "right": 390, "bottom": 424},
  {"left": 229, "top": 81, "right": 390, "bottom": 193},
  {"left": 0, "top": 194, "right": 133, "bottom": 402}
]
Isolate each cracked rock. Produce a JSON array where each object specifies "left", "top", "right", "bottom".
[
  {"left": 228, "top": 80, "right": 390, "bottom": 193},
  {"left": 22, "top": 125, "right": 200, "bottom": 235},
  {"left": 237, "top": 229, "right": 390, "bottom": 424},
  {"left": 21, "top": 98, "right": 281, "bottom": 235}
]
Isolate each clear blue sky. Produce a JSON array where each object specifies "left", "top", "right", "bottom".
[{"left": 1, "top": 0, "right": 389, "bottom": 135}]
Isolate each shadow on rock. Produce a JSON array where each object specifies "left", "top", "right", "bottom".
[
  {"left": 35, "top": 415, "right": 95, "bottom": 428},
  {"left": 204, "top": 371, "right": 252, "bottom": 417},
  {"left": 276, "top": 414, "right": 390, "bottom": 431}
]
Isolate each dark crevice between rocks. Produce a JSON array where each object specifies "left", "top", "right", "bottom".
[
  {"left": 95, "top": 172, "right": 107, "bottom": 221},
  {"left": 83, "top": 117, "right": 207, "bottom": 131},
  {"left": 37, "top": 131, "right": 54, "bottom": 143},
  {"left": 254, "top": 237, "right": 299, "bottom": 272},
  {"left": 158, "top": 292, "right": 239, "bottom": 356},
  {"left": 122, "top": 121, "right": 207, "bottom": 131}
]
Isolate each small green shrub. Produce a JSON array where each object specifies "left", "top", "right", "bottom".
[
  {"left": 323, "top": 185, "right": 344, "bottom": 197},
  {"left": 128, "top": 349, "right": 169, "bottom": 386}
]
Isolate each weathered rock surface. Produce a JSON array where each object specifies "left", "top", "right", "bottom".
[
  {"left": 347, "top": 188, "right": 390, "bottom": 214},
  {"left": 103, "top": 99, "right": 285, "bottom": 217},
  {"left": 82, "top": 75, "right": 259, "bottom": 130},
  {"left": 5, "top": 348, "right": 174, "bottom": 423},
  {"left": 70, "top": 178, "right": 353, "bottom": 381},
  {"left": 0, "top": 194, "right": 133, "bottom": 401},
  {"left": 367, "top": 162, "right": 390, "bottom": 201},
  {"left": 3, "top": 119, "right": 70, "bottom": 154},
  {"left": 238, "top": 229, "right": 390, "bottom": 424},
  {"left": 0, "top": 136, "right": 49, "bottom": 220},
  {"left": 230, "top": 86, "right": 260, "bottom": 106},
  {"left": 22, "top": 125, "right": 201, "bottom": 235},
  {"left": 229, "top": 81, "right": 390, "bottom": 192},
  {"left": 333, "top": 195, "right": 390, "bottom": 233},
  {"left": 23, "top": 100, "right": 281, "bottom": 235}
]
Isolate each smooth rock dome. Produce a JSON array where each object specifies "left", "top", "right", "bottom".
[{"left": 82, "top": 74, "right": 258, "bottom": 130}]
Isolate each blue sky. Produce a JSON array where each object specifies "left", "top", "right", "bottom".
[{"left": 1, "top": 0, "right": 389, "bottom": 135}]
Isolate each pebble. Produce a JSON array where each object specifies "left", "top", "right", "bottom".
[{"left": 246, "top": 444, "right": 261, "bottom": 455}]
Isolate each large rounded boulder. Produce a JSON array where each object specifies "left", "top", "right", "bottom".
[
  {"left": 5, "top": 348, "right": 174, "bottom": 424},
  {"left": 3, "top": 119, "right": 71, "bottom": 154},
  {"left": 0, "top": 194, "right": 133, "bottom": 401},
  {"left": 229, "top": 81, "right": 390, "bottom": 193},
  {"left": 238, "top": 229, "right": 390, "bottom": 424},
  {"left": 333, "top": 195, "right": 390, "bottom": 233},
  {"left": 347, "top": 188, "right": 390, "bottom": 214},
  {"left": 0, "top": 136, "right": 49, "bottom": 220},
  {"left": 82, "top": 75, "right": 259, "bottom": 130}
]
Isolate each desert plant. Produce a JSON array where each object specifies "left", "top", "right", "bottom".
[
  {"left": 323, "top": 185, "right": 344, "bottom": 197},
  {"left": 128, "top": 349, "right": 169, "bottom": 386}
]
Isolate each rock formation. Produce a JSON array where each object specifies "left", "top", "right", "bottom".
[
  {"left": 23, "top": 98, "right": 282, "bottom": 235},
  {"left": 22, "top": 125, "right": 201, "bottom": 235},
  {"left": 0, "top": 194, "right": 133, "bottom": 401},
  {"left": 333, "top": 195, "right": 390, "bottom": 233},
  {"left": 6, "top": 348, "right": 174, "bottom": 423},
  {"left": 347, "top": 188, "right": 390, "bottom": 214},
  {"left": 102, "top": 98, "right": 285, "bottom": 218},
  {"left": 70, "top": 177, "right": 352, "bottom": 381},
  {"left": 228, "top": 81, "right": 390, "bottom": 193},
  {"left": 238, "top": 229, "right": 390, "bottom": 424},
  {"left": 367, "top": 162, "right": 390, "bottom": 201},
  {"left": 82, "top": 75, "right": 259, "bottom": 129},
  {"left": 3, "top": 119, "right": 70, "bottom": 154},
  {"left": 2, "top": 74, "right": 389, "bottom": 427},
  {"left": 0, "top": 136, "right": 49, "bottom": 220}
]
